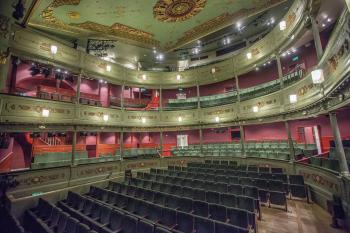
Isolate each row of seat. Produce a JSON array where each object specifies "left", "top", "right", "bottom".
[
  {"left": 128, "top": 175, "right": 262, "bottom": 218},
  {"left": 310, "top": 146, "right": 350, "bottom": 172},
  {"left": 186, "top": 162, "right": 305, "bottom": 186},
  {"left": 185, "top": 162, "right": 285, "bottom": 174},
  {"left": 83, "top": 186, "right": 250, "bottom": 233},
  {"left": 186, "top": 162, "right": 283, "bottom": 172},
  {"left": 0, "top": 207, "right": 25, "bottom": 233},
  {"left": 139, "top": 170, "right": 288, "bottom": 212},
  {"left": 104, "top": 182, "right": 253, "bottom": 233},
  {"left": 24, "top": 198, "right": 98, "bottom": 233},
  {"left": 155, "top": 167, "right": 306, "bottom": 200},
  {"left": 309, "top": 157, "right": 341, "bottom": 172},
  {"left": 148, "top": 169, "right": 287, "bottom": 192},
  {"left": 175, "top": 166, "right": 289, "bottom": 184}
]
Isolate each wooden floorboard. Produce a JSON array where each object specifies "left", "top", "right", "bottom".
[{"left": 257, "top": 200, "right": 346, "bottom": 233}]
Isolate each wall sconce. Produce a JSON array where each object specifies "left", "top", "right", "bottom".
[
  {"left": 103, "top": 114, "right": 109, "bottom": 122},
  {"left": 141, "top": 117, "right": 146, "bottom": 123},
  {"left": 311, "top": 69, "right": 325, "bottom": 84},
  {"left": 252, "top": 106, "right": 259, "bottom": 113},
  {"left": 42, "top": 109, "right": 50, "bottom": 117},
  {"left": 50, "top": 45, "right": 58, "bottom": 55},
  {"left": 178, "top": 116, "right": 183, "bottom": 122},
  {"left": 279, "top": 20, "right": 286, "bottom": 30},
  {"left": 176, "top": 74, "right": 181, "bottom": 80},
  {"left": 106, "top": 65, "right": 111, "bottom": 72},
  {"left": 289, "top": 94, "right": 298, "bottom": 104},
  {"left": 215, "top": 116, "right": 220, "bottom": 122},
  {"left": 246, "top": 52, "right": 252, "bottom": 60}
]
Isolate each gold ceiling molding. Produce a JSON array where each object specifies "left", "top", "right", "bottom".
[
  {"left": 40, "top": 0, "right": 81, "bottom": 31},
  {"left": 166, "top": 0, "right": 284, "bottom": 50},
  {"left": 70, "top": 21, "right": 160, "bottom": 47},
  {"left": 39, "top": 0, "right": 160, "bottom": 47},
  {"left": 153, "top": 0, "right": 206, "bottom": 22}
]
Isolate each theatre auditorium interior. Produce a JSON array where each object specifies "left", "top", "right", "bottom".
[{"left": 1, "top": 0, "right": 350, "bottom": 233}]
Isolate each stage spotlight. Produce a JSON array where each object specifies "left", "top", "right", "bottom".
[
  {"left": 29, "top": 65, "right": 40, "bottom": 76},
  {"left": 42, "top": 68, "right": 51, "bottom": 78},
  {"left": 12, "top": 0, "right": 25, "bottom": 20},
  {"left": 55, "top": 72, "right": 64, "bottom": 80}
]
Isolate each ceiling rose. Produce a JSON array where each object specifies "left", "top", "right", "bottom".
[{"left": 153, "top": 0, "right": 207, "bottom": 22}]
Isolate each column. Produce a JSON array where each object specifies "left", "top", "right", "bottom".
[
  {"left": 71, "top": 129, "right": 77, "bottom": 165},
  {"left": 276, "top": 54, "right": 284, "bottom": 89},
  {"left": 76, "top": 73, "right": 82, "bottom": 104},
  {"left": 159, "top": 87, "right": 163, "bottom": 111},
  {"left": 285, "top": 121, "right": 295, "bottom": 161},
  {"left": 240, "top": 125, "right": 246, "bottom": 156},
  {"left": 121, "top": 85, "right": 125, "bottom": 109},
  {"left": 9, "top": 57, "right": 18, "bottom": 93},
  {"left": 310, "top": 16, "right": 324, "bottom": 61},
  {"left": 0, "top": 1, "right": 12, "bottom": 92},
  {"left": 120, "top": 130, "right": 124, "bottom": 159},
  {"left": 329, "top": 112, "right": 349, "bottom": 175},
  {"left": 234, "top": 74, "right": 240, "bottom": 102},
  {"left": 96, "top": 132, "right": 100, "bottom": 157},
  {"left": 199, "top": 127, "right": 203, "bottom": 154},
  {"left": 159, "top": 130, "right": 163, "bottom": 157},
  {"left": 196, "top": 84, "right": 200, "bottom": 108}
]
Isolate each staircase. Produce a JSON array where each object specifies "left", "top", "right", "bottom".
[
  {"left": 145, "top": 90, "right": 160, "bottom": 110},
  {"left": 39, "top": 134, "right": 63, "bottom": 146}
]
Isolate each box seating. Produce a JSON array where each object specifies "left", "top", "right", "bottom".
[
  {"left": 123, "top": 148, "right": 158, "bottom": 159},
  {"left": 167, "top": 70, "right": 303, "bottom": 110},
  {"left": 309, "top": 146, "right": 350, "bottom": 172},
  {"left": 31, "top": 151, "right": 121, "bottom": 169}
]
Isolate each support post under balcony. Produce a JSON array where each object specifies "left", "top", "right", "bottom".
[
  {"left": 240, "top": 125, "right": 246, "bottom": 156},
  {"left": 199, "top": 127, "right": 203, "bottom": 154},
  {"left": 196, "top": 84, "right": 200, "bottom": 109},
  {"left": 120, "top": 130, "right": 124, "bottom": 159},
  {"left": 71, "top": 129, "right": 77, "bottom": 165},
  {"left": 285, "top": 121, "right": 295, "bottom": 162},
  {"left": 160, "top": 130, "right": 163, "bottom": 157},
  {"left": 159, "top": 87, "right": 163, "bottom": 111},
  {"left": 76, "top": 73, "right": 82, "bottom": 104},
  {"left": 235, "top": 74, "right": 240, "bottom": 102},
  {"left": 329, "top": 112, "right": 349, "bottom": 175},
  {"left": 310, "top": 16, "right": 324, "bottom": 61},
  {"left": 121, "top": 85, "right": 125, "bottom": 109},
  {"left": 276, "top": 54, "right": 284, "bottom": 89}
]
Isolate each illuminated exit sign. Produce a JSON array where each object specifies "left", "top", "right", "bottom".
[{"left": 292, "top": 56, "right": 299, "bottom": 61}]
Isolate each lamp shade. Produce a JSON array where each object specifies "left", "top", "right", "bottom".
[
  {"left": 311, "top": 69, "right": 324, "bottom": 84},
  {"left": 289, "top": 94, "right": 297, "bottom": 103},
  {"left": 279, "top": 20, "right": 286, "bottom": 30}
]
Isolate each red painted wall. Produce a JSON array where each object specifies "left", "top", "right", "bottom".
[
  {"left": 239, "top": 60, "right": 279, "bottom": 89},
  {"left": 199, "top": 79, "right": 236, "bottom": 96},
  {"left": 202, "top": 128, "right": 232, "bottom": 143},
  {"left": 162, "top": 86, "right": 198, "bottom": 103},
  {"left": 244, "top": 122, "right": 288, "bottom": 141}
]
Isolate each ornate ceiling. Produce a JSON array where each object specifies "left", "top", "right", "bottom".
[{"left": 28, "top": 0, "right": 286, "bottom": 51}]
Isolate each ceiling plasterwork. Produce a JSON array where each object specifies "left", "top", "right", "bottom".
[
  {"left": 153, "top": 0, "right": 207, "bottom": 23},
  {"left": 28, "top": 0, "right": 287, "bottom": 50}
]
